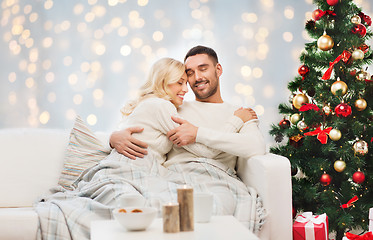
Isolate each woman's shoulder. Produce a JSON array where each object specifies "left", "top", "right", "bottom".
[{"left": 137, "top": 97, "right": 175, "bottom": 110}]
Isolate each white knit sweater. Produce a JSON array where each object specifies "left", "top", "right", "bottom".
[
  {"left": 116, "top": 97, "right": 244, "bottom": 166},
  {"left": 164, "top": 101, "right": 266, "bottom": 173}
]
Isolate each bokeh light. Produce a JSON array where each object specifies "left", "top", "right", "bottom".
[{"left": 0, "top": 0, "right": 371, "bottom": 147}]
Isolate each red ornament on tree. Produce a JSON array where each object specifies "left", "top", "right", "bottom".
[
  {"left": 351, "top": 24, "right": 367, "bottom": 37},
  {"left": 335, "top": 103, "right": 352, "bottom": 117},
  {"left": 327, "top": 0, "right": 339, "bottom": 6},
  {"left": 352, "top": 170, "right": 365, "bottom": 184},
  {"left": 359, "top": 43, "right": 370, "bottom": 53},
  {"left": 279, "top": 119, "right": 291, "bottom": 129},
  {"left": 320, "top": 173, "right": 332, "bottom": 186},
  {"left": 312, "top": 9, "right": 323, "bottom": 21},
  {"left": 298, "top": 65, "right": 310, "bottom": 77},
  {"left": 359, "top": 12, "right": 372, "bottom": 26}
]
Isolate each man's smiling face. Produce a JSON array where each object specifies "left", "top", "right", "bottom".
[{"left": 184, "top": 53, "right": 222, "bottom": 102}]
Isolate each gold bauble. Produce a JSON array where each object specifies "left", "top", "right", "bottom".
[
  {"left": 356, "top": 70, "right": 371, "bottom": 81},
  {"left": 292, "top": 93, "right": 309, "bottom": 109},
  {"left": 290, "top": 113, "right": 302, "bottom": 124},
  {"left": 334, "top": 160, "right": 346, "bottom": 172},
  {"left": 317, "top": 34, "right": 334, "bottom": 51},
  {"left": 329, "top": 129, "right": 341, "bottom": 141},
  {"left": 352, "top": 49, "right": 364, "bottom": 60},
  {"left": 353, "top": 140, "right": 368, "bottom": 155},
  {"left": 351, "top": 15, "right": 361, "bottom": 24},
  {"left": 355, "top": 98, "right": 367, "bottom": 111},
  {"left": 331, "top": 80, "right": 348, "bottom": 96}
]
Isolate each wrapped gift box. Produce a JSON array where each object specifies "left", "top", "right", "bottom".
[
  {"left": 369, "top": 208, "right": 373, "bottom": 232},
  {"left": 293, "top": 212, "right": 329, "bottom": 240}
]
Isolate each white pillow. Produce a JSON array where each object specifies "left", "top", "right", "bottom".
[{"left": 58, "top": 116, "right": 111, "bottom": 190}]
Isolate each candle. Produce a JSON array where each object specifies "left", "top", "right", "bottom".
[
  {"left": 177, "top": 185, "right": 194, "bottom": 231},
  {"left": 162, "top": 203, "right": 180, "bottom": 233}
]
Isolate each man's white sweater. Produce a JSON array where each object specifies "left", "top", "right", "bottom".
[{"left": 164, "top": 101, "right": 266, "bottom": 173}]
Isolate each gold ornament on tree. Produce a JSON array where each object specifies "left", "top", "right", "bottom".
[
  {"left": 334, "top": 159, "right": 346, "bottom": 172},
  {"left": 331, "top": 78, "right": 348, "bottom": 96},
  {"left": 329, "top": 129, "right": 341, "bottom": 141},
  {"left": 351, "top": 15, "right": 361, "bottom": 24},
  {"left": 290, "top": 113, "right": 302, "bottom": 124},
  {"left": 317, "top": 32, "right": 334, "bottom": 51},
  {"left": 353, "top": 139, "right": 368, "bottom": 155},
  {"left": 292, "top": 93, "right": 309, "bottom": 109},
  {"left": 354, "top": 98, "right": 367, "bottom": 111},
  {"left": 352, "top": 49, "right": 364, "bottom": 60}
]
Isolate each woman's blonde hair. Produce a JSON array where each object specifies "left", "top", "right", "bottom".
[{"left": 121, "top": 58, "right": 185, "bottom": 116}]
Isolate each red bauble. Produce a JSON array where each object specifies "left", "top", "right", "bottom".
[
  {"left": 359, "top": 12, "right": 372, "bottom": 26},
  {"left": 359, "top": 44, "right": 370, "bottom": 53},
  {"left": 279, "top": 119, "right": 291, "bottom": 129},
  {"left": 320, "top": 173, "right": 332, "bottom": 186},
  {"left": 298, "top": 65, "right": 310, "bottom": 77},
  {"left": 351, "top": 24, "right": 367, "bottom": 38},
  {"left": 327, "top": 0, "right": 338, "bottom": 6},
  {"left": 292, "top": 207, "right": 297, "bottom": 219},
  {"left": 335, "top": 103, "right": 352, "bottom": 117},
  {"left": 312, "top": 9, "right": 323, "bottom": 21},
  {"left": 352, "top": 171, "right": 365, "bottom": 184}
]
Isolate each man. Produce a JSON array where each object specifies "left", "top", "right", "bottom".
[{"left": 110, "top": 45, "right": 266, "bottom": 174}]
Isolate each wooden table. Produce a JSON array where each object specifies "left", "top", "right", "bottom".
[{"left": 91, "top": 215, "right": 260, "bottom": 240}]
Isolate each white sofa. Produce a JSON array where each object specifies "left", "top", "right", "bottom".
[{"left": 0, "top": 128, "right": 292, "bottom": 240}]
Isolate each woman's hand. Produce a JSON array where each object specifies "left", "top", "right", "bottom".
[{"left": 234, "top": 107, "right": 258, "bottom": 123}]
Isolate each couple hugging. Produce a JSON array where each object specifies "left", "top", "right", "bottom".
[{"left": 36, "top": 45, "right": 266, "bottom": 240}]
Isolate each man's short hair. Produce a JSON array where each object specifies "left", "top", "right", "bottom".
[{"left": 184, "top": 45, "right": 219, "bottom": 64}]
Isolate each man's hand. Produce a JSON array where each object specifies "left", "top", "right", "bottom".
[
  {"left": 167, "top": 116, "right": 198, "bottom": 147},
  {"left": 109, "top": 127, "right": 148, "bottom": 160},
  {"left": 234, "top": 107, "right": 258, "bottom": 123}
]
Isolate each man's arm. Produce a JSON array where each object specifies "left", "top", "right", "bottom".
[
  {"left": 167, "top": 108, "right": 266, "bottom": 158},
  {"left": 155, "top": 101, "right": 240, "bottom": 159},
  {"left": 109, "top": 127, "right": 148, "bottom": 160},
  {"left": 167, "top": 107, "right": 252, "bottom": 146},
  {"left": 196, "top": 120, "right": 266, "bottom": 158}
]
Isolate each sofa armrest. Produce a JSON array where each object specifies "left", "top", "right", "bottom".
[{"left": 236, "top": 153, "right": 292, "bottom": 240}]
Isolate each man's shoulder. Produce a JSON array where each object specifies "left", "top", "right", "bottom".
[
  {"left": 180, "top": 100, "right": 236, "bottom": 108},
  {"left": 180, "top": 100, "right": 195, "bottom": 107},
  {"left": 179, "top": 101, "right": 237, "bottom": 116}
]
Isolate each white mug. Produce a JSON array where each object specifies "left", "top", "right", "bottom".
[
  {"left": 117, "top": 194, "right": 146, "bottom": 208},
  {"left": 194, "top": 192, "right": 213, "bottom": 223}
]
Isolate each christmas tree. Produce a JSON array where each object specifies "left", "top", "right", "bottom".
[{"left": 269, "top": 0, "right": 372, "bottom": 238}]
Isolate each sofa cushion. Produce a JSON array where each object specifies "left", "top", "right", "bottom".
[
  {"left": 0, "top": 208, "right": 38, "bottom": 240},
  {"left": 0, "top": 128, "right": 69, "bottom": 207},
  {"left": 58, "top": 116, "right": 111, "bottom": 190}
]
